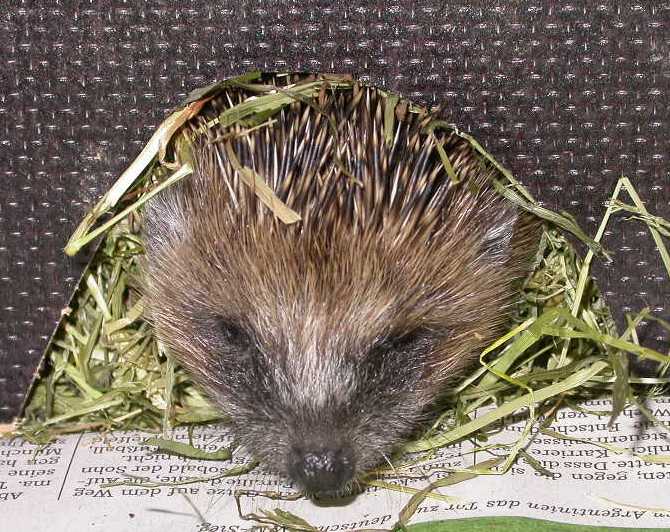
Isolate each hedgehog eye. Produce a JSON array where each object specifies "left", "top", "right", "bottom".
[
  {"left": 373, "top": 329, "right": 424, "bottom": 356},
  {"left": 362, "top": 329, "right": 432, "bottom": 386},
  {"left": 215, "top": 318, "right": 255, "bottom": 352}
]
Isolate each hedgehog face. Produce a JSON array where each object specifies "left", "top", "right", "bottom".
[
  {"left": 198, "top": 315, "right": 438, "bottom": 495},
  {"left": 146, "top": 232, "right": 455, "bottom": 496}
]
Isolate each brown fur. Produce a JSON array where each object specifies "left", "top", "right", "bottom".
[{"left": 142, "top": 83, "right": 540, "bottom": 494}]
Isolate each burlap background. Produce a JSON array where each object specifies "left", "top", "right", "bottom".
[{"left": 1, "top": 1, "right": 668, "bottom": 422}]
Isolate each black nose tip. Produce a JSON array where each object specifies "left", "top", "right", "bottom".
[{"left": 288, "top": 445, "right": 355, "bottom": 494}]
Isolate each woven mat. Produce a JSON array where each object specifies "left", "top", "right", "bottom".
[{"left": 1, "top": 1, "right": 668, "bottom": 422}]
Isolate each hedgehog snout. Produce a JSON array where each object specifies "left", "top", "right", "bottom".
[{"left": 287, "top": 441, "right": 356, "bottom": 495}]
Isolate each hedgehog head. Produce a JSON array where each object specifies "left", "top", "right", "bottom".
[{"left": 142, "top": 85, "right": 539, "bottom": 496}]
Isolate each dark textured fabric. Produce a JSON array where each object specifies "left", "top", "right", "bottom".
[{"left": 1, "top": 1, "right": 669, "bottom": 422}]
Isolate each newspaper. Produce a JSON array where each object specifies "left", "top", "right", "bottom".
[{"left": 2, "top": 398, "right": 670, "bottom": 531}]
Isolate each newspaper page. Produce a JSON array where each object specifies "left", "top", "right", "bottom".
[{"left": 2, "top": 398, "right": 670, "bottom": 531}]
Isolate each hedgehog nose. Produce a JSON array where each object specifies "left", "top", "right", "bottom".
[{"left": 288, "top": 445, "right": 355, "bottom": 494}]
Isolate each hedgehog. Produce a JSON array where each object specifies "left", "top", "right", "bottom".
[{"left": 142, "top": 80, "right": 540, "bottom": 497}]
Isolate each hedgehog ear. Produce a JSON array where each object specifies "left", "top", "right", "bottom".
[
  {"left": 143, "top": 189, "right": 189, "bottom": 255},
  {"left": 480, "top": 210, "right": 517, "bottom": 265}
]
